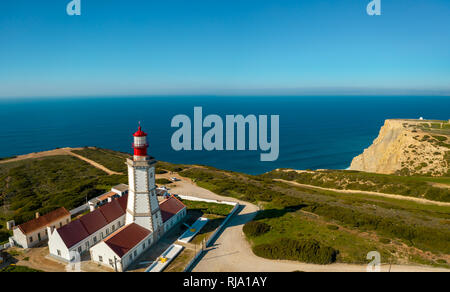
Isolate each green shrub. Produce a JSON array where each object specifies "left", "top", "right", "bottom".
[
  {"left": 155, "top": 178, "right": 172, "bottom": 185},
  {"left": 0, "top": 230, "right": 11, "bottom": 243},
  {"left": 252, "top": 238, "right": 338, "bottom": 264},
  {"left": 326, "top": 225, "right": 339, "bottom": 230},
  {"left": 379, "top": 238, "right": 391, "bottom": 244},
  {"left": 432, "top": 135, "right": 447, "bottom": 142},
  {"left": 243, "top": 221, "right": 271, "bottom": 237},
  {"left": 181, "top": 200, "right": 233, "bottom": 216},
  {"left": 0, "top": 265, "right": 42, "bottom": 272}
]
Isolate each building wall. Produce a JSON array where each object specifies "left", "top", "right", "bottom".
[
  {"left": 89, "top": 207, "right": 186, "bottom": 272},
  {"left": 48, "top": 215, "right": 125, "bottom": 261},
  {"left": 163, "top": 207, "right": 187, "bottom": 233},
  {"left": 89, "top": 242, "right": 123, "bottom": 271},
  {"left": 90, "top": 233, "right": 154, "bottom": 272},
  {"left": 12, "top": 215, "right": 70, "bottom": 249}
]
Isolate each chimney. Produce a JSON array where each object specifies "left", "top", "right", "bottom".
[{"left": 35, "top": 212, "right": 40, "bottom": 219}]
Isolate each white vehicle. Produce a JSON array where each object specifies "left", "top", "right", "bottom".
[{"left": 170, "top": 177, "right": 180, "bottom": 182}]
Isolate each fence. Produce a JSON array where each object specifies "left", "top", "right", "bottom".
[{"left": 183, "top": 202, "right": 240, "bottom": 272}]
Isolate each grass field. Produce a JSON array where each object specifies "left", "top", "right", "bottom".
[
  {"left": 1, "top": 148, "right": 449, "bottom": 268},
  {"left": 72, "top": 147, "right": 131, "bottom": 173},
  {"left": 179, "top": 166, "right": 450, "bottom": 267},
  {"left": 0, "top": 155, "right": 127, "bottom": 235},
  {"left": 263, "top": 169, "right": 450, "bottom": 202}
]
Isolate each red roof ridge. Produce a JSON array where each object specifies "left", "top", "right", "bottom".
[
  {"left": 17, "top": 207, "right": 70, "bottom": 235},
  {"left": 56, "top": 194, "right": 128, "bottom": 248}
]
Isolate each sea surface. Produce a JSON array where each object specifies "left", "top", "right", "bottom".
[{"left": 0, "top": 96, "right": 449, "bottom": 175}]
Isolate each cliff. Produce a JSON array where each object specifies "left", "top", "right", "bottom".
[{"left": 349, "top": 119, "right": 450, "bottom": 176}]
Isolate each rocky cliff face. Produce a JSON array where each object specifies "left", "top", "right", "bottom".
[{"left": 349, "top": 119, "right": 450, "bottom": 176}]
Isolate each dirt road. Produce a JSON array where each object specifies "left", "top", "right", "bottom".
[{"left": 162, "top": 173, "right": 449, "bottom": 272}]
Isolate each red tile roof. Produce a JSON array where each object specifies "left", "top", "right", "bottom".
[
  {"left": 57, "top": 220, "right": 90, "bottom": 249},
  {"left": 18, "top": 207, "right": 70, "bottom": 235},
  {"left": 79, "top": 209, "right": 108, "bottom": 234},
  {"left": 99, "top": 198, "right": 126, "bottom": 223},
  {"left": 104, "top": 223, "right": 150, "bottom": 258},
  {"left": 159, "top": 196, "right": 186, "bottom": 223},
  {"left": 57, "top": 194, "right": 128, "bottom": 248}
]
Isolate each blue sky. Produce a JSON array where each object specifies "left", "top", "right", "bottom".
[{"left": 0, "top": 0, "right": 449, "bottom": 98}]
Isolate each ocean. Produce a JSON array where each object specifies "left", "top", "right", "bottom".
[{"left": 0, "top": 96, "right": 449, "bottom": 175}]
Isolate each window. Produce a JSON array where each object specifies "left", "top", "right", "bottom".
[
  {"left": 109, "top": 259, "right": 114, "bottom": 266},
  {"left": 106, "top": 228, "right": 109, "bottom": 235},
  {"left": 57, "top": 250, "right": 61, "bottom": 256},
  {"left": 99, "top": 256, "right": 103, "bottom": 262},
  {"left": 86, "top": 241, "right": 90, "bottom": 248},
  {"left": 112, "top": 225, "right": 115, "bottom": 231},
  {"left": 29, "top": 236, "right": 33, "bottom": 243},
  {"left": 148, "top": 239, "right": 151, "bottom": 245},
  {"left": 101, "top": 232, "right": 104, "bottom": 239},
  {"left": 143, "top": 243, "right": 146, "bottom": 250},
  {"left": 134, "top": 250, "right": 137, "bottom": 257},
  {"left": 66, "top": 219, "right": 69, "bottom": 224},
  {"left": 60, "top": 222, "right": 62, "bottom": 228},
  {"left": 93, "top": 236, "right": 97, "bottom": 243},
  {"left": 78, "top": 246, "right": 82, "bottom": 253}
]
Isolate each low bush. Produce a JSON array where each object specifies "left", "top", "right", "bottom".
[
  {"left": 243, "top": 221, "right": 271, "bottom": 237},
  {"left": 155, "top": 178, "right": 172, "bottom": 185},
  {"left": 0, "top": 265, "right": 42, "bottom": 272},
  {"left": 252, "top": 238, "right": 338, "bottom": 265}
]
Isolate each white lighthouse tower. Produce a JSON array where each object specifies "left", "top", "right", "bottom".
[{"left": 125, "top": 124, "right": 163, "bottom": 236}]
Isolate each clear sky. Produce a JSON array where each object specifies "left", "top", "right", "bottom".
[{"left": 1, "top": 0, "right": 449, "bottom": 98}]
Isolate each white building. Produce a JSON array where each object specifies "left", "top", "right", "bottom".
[
  {"left": 48, "top": 125, "right": 186, "bottom": 271},
  {"left": 10, "top": 208, "right": 71, "bottom": 249},
  {"left": 48, "top": 195, "right": 128, "bottom": 262}
]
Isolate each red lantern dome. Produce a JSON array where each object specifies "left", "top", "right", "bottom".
[
  {"left": 132, "top": 124, "right": 148, "bottom": 158},
  {"left": 133, "top": 126, "right": 147, "bottom": 137}
]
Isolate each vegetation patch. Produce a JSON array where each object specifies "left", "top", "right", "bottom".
[
  {"left": 243, "top": 221, "right": 271, "bottom": 237},
  {"left": 264, "top": 169, "right": 450, "bottom": 202},
  {"left": 155, "top": 178, "right": 172, "bottom": 185},
  {"left": 0, "top": 265, "right": 42, "bottom": 272},
  {"left": 252, "top": 238, "right": 337, "bottom": 265},
  {"left": 0, "top": 155, "right": 127, "bottom": 227},
  {"left": 72, "top": 147, "right": 130, "bottom": 173},
  {"left": 181, "top": 200, "right": 233, "bottom": 217}
]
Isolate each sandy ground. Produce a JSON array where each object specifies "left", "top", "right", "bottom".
[
  {"left": 161, "top": 173, "right": 449, "bottom": 272},
  {"left": 0, "top": 147, "right": 122, "bottom": 175},
  {"left": 275, "top": 179, "right": 450, "bottom": 207}
]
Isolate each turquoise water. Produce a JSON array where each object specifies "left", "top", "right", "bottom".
[{"left": 0, "top": 96, "right": 448, "bottom": 174}]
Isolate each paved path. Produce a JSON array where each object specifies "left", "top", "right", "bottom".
[
  {"left": 275, "top": 179, "right": 450, "bottom": 207},
  {"left": 160, "top": 173, "right": 449, "bottom": 272}
]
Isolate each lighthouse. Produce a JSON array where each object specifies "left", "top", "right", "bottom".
[{"left": 125, "top": 124, "right": 163, "bottom": 235}]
